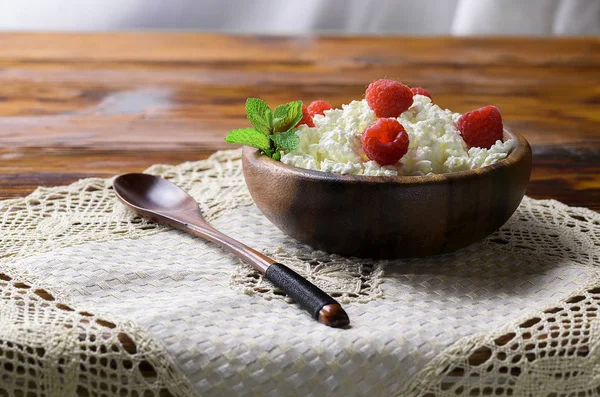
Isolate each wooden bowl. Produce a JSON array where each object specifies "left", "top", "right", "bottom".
[{"left": 242, "top": 130, "right": 532, "bottom": 258}]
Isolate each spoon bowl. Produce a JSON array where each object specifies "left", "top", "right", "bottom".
[{"left": 113, "top": 173, "right": 201, "bottom": 216}]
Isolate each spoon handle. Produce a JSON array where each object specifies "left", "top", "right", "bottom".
[
  {"left": 185, "top": 223, "right": 349, "bottom": 328},
  {"left": 265, "top": 263, "right": 349, "bottom": 327}
]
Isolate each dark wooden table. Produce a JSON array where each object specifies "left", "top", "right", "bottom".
[{"left": 0, "top": 33, "right": 598, "bottom": 210}]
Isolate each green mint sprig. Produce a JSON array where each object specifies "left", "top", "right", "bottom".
[{"left": 225, "top": 98, "right": 302, "bottom": 160}]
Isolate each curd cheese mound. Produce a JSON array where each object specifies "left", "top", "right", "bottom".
[{"left": 281, "top": 95, "right": 514, "bottom": 176}]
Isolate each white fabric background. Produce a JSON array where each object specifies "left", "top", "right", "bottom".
[
  {"left": 1, "top": 151, "right": 599, "bottom": 396},
  {"left": 9, "top": 202, "right": 599, "bottom": 396},
  {"left": 1, "top": 0, "right": 598, "bottom": 35}
]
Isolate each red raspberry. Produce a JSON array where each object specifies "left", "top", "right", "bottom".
[
  {"left": 410, "top": 87, "right": 432, "bottom": 99},
  {"left": 365, "top": 79, "right": 414, "bottom": 118},
  {"left": 362, "top": 118, "right": 410, "bottom": 166},
  {"left": 308, "top": 100, "right": 332, "bottom": 117},
  {"left": 296, "top": 104, "right": 315, "bottom": 128},
  {"left": 457, "top": 105, "right": 504, "bottom": 149}
]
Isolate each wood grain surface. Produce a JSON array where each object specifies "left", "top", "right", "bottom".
[{"left": 0, "top": 33, "right": 598, "bottom": 210}]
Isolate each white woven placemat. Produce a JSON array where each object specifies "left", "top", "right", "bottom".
[{"left": 1, "top": 149, "right": 598, "bottom": 397}]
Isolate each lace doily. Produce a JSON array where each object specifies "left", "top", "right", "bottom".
[{"left": 0, "top": 149, "right": 598, "bottom": 396}]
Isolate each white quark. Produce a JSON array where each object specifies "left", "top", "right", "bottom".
[{"left": 280, "top": 95, "right": 515, "bottom": 176}]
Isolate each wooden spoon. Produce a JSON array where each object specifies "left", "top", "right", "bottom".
[{"left": 112, "top": 173, "right": 350, "bottom": 328}]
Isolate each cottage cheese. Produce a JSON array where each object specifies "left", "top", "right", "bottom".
[{"left": 280, "top": 95, "right": 514, "bottom": 176}]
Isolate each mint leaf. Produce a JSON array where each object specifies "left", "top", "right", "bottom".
[
  {"left": 273, "top": 101, "right": 303, "bottom": 133},
  {"left": 225, "top": 128, "right": 271, "bottom": 150},
  {"left": 271, "top": 130, "right": 300, "bottom": 151},
  {"left": 264, "top": 108, "right": 273, "bottom": 130},
  {"left": 246, "top": 98, "right": 272, "bottom": 135},
  {"left": 226, "top": 97, "right": 305, "bottom": 160},
  {"left": 272, "top": 104, "right": 288, "bottom": 131}
]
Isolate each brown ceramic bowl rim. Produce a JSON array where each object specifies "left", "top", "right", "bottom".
[{"left": 244, "top": 129, "right": 530, "bottom": 185}]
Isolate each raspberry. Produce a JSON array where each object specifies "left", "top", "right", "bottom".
[
  {"left": 361, "top": 118, "right": 410, "bottom": 166},
  {"left": 457, "top": 105, "right": 503, "bottom": 149},
  {"left": 308, "top": 100, "right": 332, "bottom": 117},
  {"left": 296, "top": 104, "right": 315, "bottom": 128},
  {"left": 365, "top": 79, "right": 414, "bottom": 118},
  {"left": 410, "top": 87, "right": 432, "bottom": 99}
]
